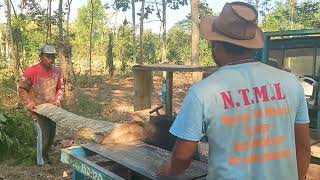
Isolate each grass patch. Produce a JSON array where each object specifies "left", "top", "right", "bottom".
[
  {"left": 75, "top": 74, "right": 105, "bottom": 88},
  {"left": 77, "top": 95, "right": 102, "bottom": 117}
]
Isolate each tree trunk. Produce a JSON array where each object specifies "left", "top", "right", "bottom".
[
  {"left": 46, "top": 0, "right": 52, "bottom": 43},
  {"left": 131, "top": 0, "right": 137, "bottom": 63},
  {"left": 5, "top": 0, "right": 19, "bottom": 76},
  {"left": 255, "top": 0, "right": 260, "bottom": 9},
  {"left": 66, "top": 0, "right": 73, "bottom": 41},
  {"left": 9, "top": 0, "right": 17, "bottom": 17},
  {"left": 58, "top": 0, "right": 77, "bottom": 110},
  {"left": 106, "top": 33, "right": 114, "bottom": 76},
  {"left": 139, "top": 0, "right": 145, "bottom": 64},
  {"left": 89, "top": 0, "right": 94, "bottom": 74},
  {"left": 191, "top": 0, "right": 200, "bottom": 81},
  {"left": 288, "top": 0, "right": 296, "bottom": 30},
  {"left": 162, "top": 0, "right": 167, "bottom": 63}
]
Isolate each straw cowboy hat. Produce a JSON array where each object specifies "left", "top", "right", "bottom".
[{"left": 200, "top": 1, "right": 264, "bottom": 49}]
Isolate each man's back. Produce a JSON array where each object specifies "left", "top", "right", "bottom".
[{"left": 170, "top": 62, "right": 309, "bottom": 180}]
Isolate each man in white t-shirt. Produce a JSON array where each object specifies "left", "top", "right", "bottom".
[{"left": 158, "top": 2, "right": 311, "bottom": 180}]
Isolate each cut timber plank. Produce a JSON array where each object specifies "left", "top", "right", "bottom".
[
  {"left": 34, "top": 103, "right": 119, "bottom": 134},
  {"left": 84, "top": 143, "right": 208, "bottom": 180}
]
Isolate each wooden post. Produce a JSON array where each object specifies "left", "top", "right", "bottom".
[
  {"left": 165, "top": 71, "right": 173, "bottom": 117},
  {"left": 133, "top": 69, "right": 153, "bottom": 111}
]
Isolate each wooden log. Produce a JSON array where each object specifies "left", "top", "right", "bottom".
[
  {"left": 133, "top": 69, "right": 153, "bottom": 111},
  {"left": 34, "top": 103, "right": 119, "bottom": 134}
]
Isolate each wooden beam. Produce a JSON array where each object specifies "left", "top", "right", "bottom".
[{"left": 133, "top": 69, "right": 153, "bottom": 111}]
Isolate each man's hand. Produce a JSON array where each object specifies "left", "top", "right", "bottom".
[
  {"left": 52, "top": 100, "right": 61, "bottom": 107},
  {"left": 26, "top": 101, "right": 36, "bottom": 111},
  {"left": 157, "top": 138, "right": 198, "bottom": 177},
  {"left": 158, "top": 161, "right": 172, "bottom": 176}
]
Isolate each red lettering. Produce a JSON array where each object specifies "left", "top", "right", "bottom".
[
  {"left": 220, "top": 91, "right": 235, "bottom": 109},
  {"left": 253, "top": 85, "right": 270, "bottom": 103},
  {"left": 274, "top": 83, "right": 286, "bottom": 100},
  {"left": 238, "top": 89, "right": 251, "bottom": 106}
]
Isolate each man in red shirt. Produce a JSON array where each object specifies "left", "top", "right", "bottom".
[{"left": 18, "top": 45, "right": 64, "bottom": 165}]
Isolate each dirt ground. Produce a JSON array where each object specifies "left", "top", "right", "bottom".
[{"left": 0, "top": 73, "right": 193, "bottom": 180}]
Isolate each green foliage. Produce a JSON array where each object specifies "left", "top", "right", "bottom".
[
  {"left": 7, "top": 0, "right": 50, "bottom": 68},
  {"left": 199, "top": 38, "right": 214, "bottom": 66},
  {"left": 72, "top": 0, "right": 108, "bottom": 72},
  {"left": 295, "top": 1, "right": 320, "bottom": 29},
  {"left": 76, "top": 74, "right": 105, "bottom": 88},
  {"left": 141, "top": 31, "right": 161, "bottom": 64},
  {"left": 245, "top": 0, "right": 272, "bottom": 17},
  {"left": 167, "top": 25, "right": 214, "bottom": 66},
  {"left": 12, "top": 15, "right": 47, "bottom": 67},
  {"left": 262, "top": 2, "right": 292, "bottom": 31},
  {"left": 0, "top": 105, "right": 36, "bottom": 164},
  {"left": 78, "top": 96, "right": 102, "bottom": 117},
  {"left": 113, "top": 25, "right": 135, "bottom": 75},
  {"left": 262, "top": 0, "right": 320, "bottom": 31},
  {"left": 167, "top": 27, "right": 191, "bottom": 64},
  {"left": 187, "top": 0, "right": 215, "bottom": 20},
  {"left": 0, "top": 75, "right": 36, "bottom": 164}
]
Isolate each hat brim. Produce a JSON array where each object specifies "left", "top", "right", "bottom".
[
  {"left": 200, "top": 16, "right": 264, "bottom": 49},
  {"left": 43, "top": 52, "right": 57, "bottom": 55}
]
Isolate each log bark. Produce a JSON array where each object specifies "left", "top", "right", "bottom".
[{"left": 34, "top": 103, "right": 118, "bottom": 134}]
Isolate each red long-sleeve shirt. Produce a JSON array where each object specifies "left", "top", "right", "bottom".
[{"left": 18, "top": 64, "right": 64, "bottom": 106}]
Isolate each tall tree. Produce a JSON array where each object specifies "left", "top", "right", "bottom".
[
  {"left": 131, "top": 0, "right": 137, "bottom": 62},
  {"left": 158, "top": 0, "right": 189, "bottom": 63},
  {"left": 5, "top": 0, "right": 19, "bottom": 76},
  {"left": 139, "top": 0, "right": 146, "bottom": 64},
  {"left": 246, "top": 0, "right": 272, "bottom": 18},
  {"left": 66, "top": 0, "right": 73, "bottom": 40},
  {"left": 106, "top": 32, "right": 114, "bottom": 76},
  {"left": 191, "top": 0, "right": 199, "bottom": 65},
  {"left": 46, "top": 0, "right": 52, "bottom": 43},
  {"left": 73, "top": 0, "right": 106, "bottom": 72},
  {"left": 191, "top": 0, "right": 200, "bottom": 81},
  {"left": 162, "top": 0, "right": 167, "bottom": 63},
  {"left": 58, "top": 0, "right": 77, "bottom": 110},
  {"left": 89, "top": 0, "right": 94, "bottom": 74},
  {"left": 113, "top": 0, "right": 188, "bottom": 64},
  {"left": 288, "top": 0, "right": 297, "bottom": 29}
]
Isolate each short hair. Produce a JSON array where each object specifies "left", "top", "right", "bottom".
[{"left": 222, "top": 42, "right": 251, "bottom": 55}]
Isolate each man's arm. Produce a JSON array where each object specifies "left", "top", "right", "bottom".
[
  {"left": 295, "top": 123, "right": 310, "bottom": 180},
  {"left": 158, "top": 138, "right": 198, "bottom": 176},
  {"left": 18, "top": 75, "right": 35, "bottom": 111},
  {"left": 53, "top": 77, "right": 64, "bottom": 106}
]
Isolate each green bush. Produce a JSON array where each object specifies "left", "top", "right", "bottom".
[{"left": 0, "top": 105, "right": 36, "bottom": 164}]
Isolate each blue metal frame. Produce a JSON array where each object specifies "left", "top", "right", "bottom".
[
  {"left": 61, "top": 146, "right": 125, "bottom": 180},
  {"left": 255, "top": 29, "right": 320, "bottom": 129},
  {"left": 255, "top": 29, "right": 320, "bottom": 63}
]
